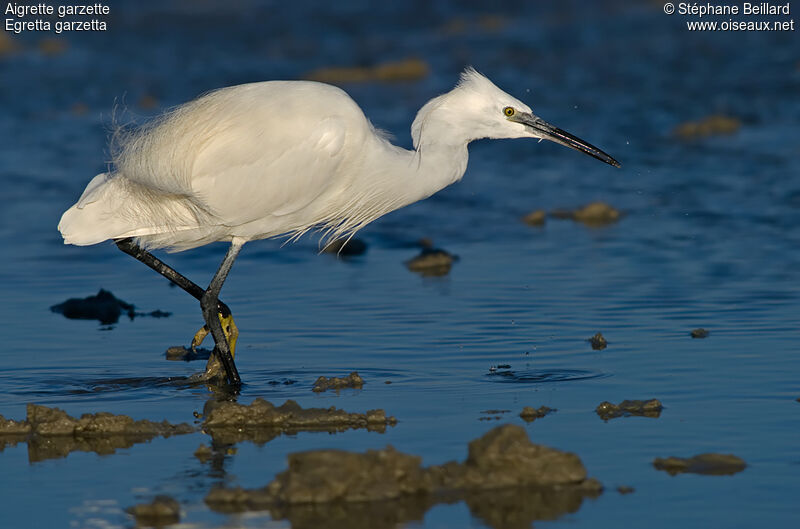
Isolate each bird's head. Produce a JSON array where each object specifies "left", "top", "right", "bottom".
[{"left": 412, "top": 68, "right": 620, "bottom": 168}]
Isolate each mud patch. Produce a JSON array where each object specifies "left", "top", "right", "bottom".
[
  {"left": 596, "top": 399, "right": 663, "bottom": 420},
  {"left": 50, "top": 289, "right": 170, "bottom": 325},
  {"left": 206, "top": 425, "right": 600, "bottom": 528},
  {"left": 405, "top": 245, "right": 459, "bottom": 277},
  {"left": 521, "top": 209, "right": 546, "bottom": 226},
  {"left": 653, "top": 453, "right": 746, "bottom": 476},
  {"left": 520, "top": 406, "right": 556, "bottom": 422},
  {"left": 588, "top": 332, "right": 608, "bottom": 350},
  {"left": 305, "top": 58, "right": 429, "bottom": 83},
  {"left": 478, "top": 409, "right": 510, "bottom": 421},
  {"left": 673, "top": 114, "right": 740, "bottom": 138},
  {"left": 550, "top": 202, "right": 621, "bottom": 226},
  {"left": 0, "top": 404, "right": 193, "bottom": 463},
  {"left": 202, "top": 398, "right": 396, "bottom": 445},
  {"left": 126, "top": 495, "right": 181, "bottom": 527},
  {"left": 322, "top": 238, "right": 368, "bottom": 257},
  {"left": 312, "top": 372, "right": 364, "bottom": 393},
  {"left": 165, "top": 345, "right": 211, "bottom": 362}
]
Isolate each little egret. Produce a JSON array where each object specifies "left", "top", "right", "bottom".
[{"left": 58, "top": 68, "right": 620, "bottom": 386}]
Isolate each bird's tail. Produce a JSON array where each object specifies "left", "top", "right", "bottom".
[
  {"left": 58, "top": 173, "right": 134, "bottom": 246},
  {"left": 58, "top": 172, "right": 218, "bottom": 250}
]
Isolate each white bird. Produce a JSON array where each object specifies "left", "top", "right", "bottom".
[{"left": 58, "top": 68, "right": 619, "bottom": 387}]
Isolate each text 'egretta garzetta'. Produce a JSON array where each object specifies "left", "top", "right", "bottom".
[{"left": 58, "top": 68, "right": 620, "bottom": 387}]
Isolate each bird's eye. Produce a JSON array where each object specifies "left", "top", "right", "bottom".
[{"left": 503, "top": 107, "right": 515, "bottom": 117}]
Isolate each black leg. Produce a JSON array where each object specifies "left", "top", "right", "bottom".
[
  {"left": 115, "top": 237, "right": 241, "bottom": 386},
  {"left": 115, "top": 238, "right": 233, "bottom": 316},
  {"left": 200, "top": 241, "right": 243, "bottom": 386}
]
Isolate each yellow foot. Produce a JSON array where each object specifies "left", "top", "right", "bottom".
[
  {"left": 192, "top": 313, "right": 238, "bottom": 358},
  {"left": 193, "top": 312, "right": 239, "bottom": 382}
]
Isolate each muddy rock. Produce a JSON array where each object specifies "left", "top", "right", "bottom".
[
  {"left": 322, "top": 238, "right": 368, "bottom": 257},
  {"left": 596, "top": 399, "right": 663, "bottom": 420},
  {"left": 312, "top": 372, "right": 364, "bottom": 393},
  {"left": 305, "top": 58, "right": 429, "bottom": 84},
  {"left": 0, "top": 405, "right": 193, "bottom": 463},
  {"left": 165, "top": 345, "right": 211, "bottom": 362},
  {"left": 674, "top": 114, "right": 740, "bottom": 138},
  {"left": 0, "top": 413, "right": 32, "bottom": 435},
  {"left": 406, "top": 244, "right": 458, "bottom": 277},
  {"left": 588, "top": 332, "right": 608, "bottom": 350},
  {"left": 519, "top": 406, "right": 555, "bottom": 422},
  {"left": 550, "top": 202, "right": 620, "bottom": 226},
  {"left": 50, "top": 289, "right": 170, "bottom": 325},
  {"left": 0, "top": 32, "right": 20, "bottom": 55},
  {"left": 0, "top": 414, "right": 29, "bottom": 452},
  {"left": 38, "top": 37, "right": 68, "bottom": 56},
  {"left": 459, "top": 425, "right": 592, "bottom": 488},
  {"left": 522, "top": 209, "right": 546, "bottom": 226},
  {"left": 194, "top": 444, "right": 213, "bottom": 463},
  {"left": 572, "top": 202, "right": 620, "bottom": 226},
  {"left": 653, "top": 453, "right": 746, "bottom": 476},
  {"left": 479, "top": 409, "right": 509, "bottom": 421},
  {"left": 202, "top": 399, "right": 396, "bottom": 444},
  {"left": 206, "top": 424, "right": 601, "bottom": 529},
  {"left": 690, "top": 328, "right": 709, "bottom": 339},
  {"left": 137, "top": 94, "right": 159, "bottom": 110},
  {"left": 272, "top": 447, "right": 427, "bottom": 503},
  {"left": 126, "top": 495, "right": 181, "bottom": 527},
  {"left": 25, "top": 404, "right": 193, "bottom": 437}
]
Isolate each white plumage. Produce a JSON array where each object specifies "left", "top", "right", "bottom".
[
  {"left": 62, "top": 69, "right": 621, "bottom": 252},
  {"left": 57, "top": 68, "right": 618, "bottom": 385}
]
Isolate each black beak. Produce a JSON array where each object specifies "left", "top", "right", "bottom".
[{"left": 512, "top": 112, "right": 621, "bottom": 168}]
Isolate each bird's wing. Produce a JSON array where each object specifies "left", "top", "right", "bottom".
[{"left": 189, "top": 112, "right": 353, "bottom": 227}]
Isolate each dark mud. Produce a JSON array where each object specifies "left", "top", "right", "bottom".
[
  {"left": 690, "top": 328, "right": 710, "bottom": 339},
  {"left": 205, "top": 424, "right": 601, "bottom": 528},
  {"left": 673, "top": 114, "right": 740, "bottom": 139},
  {"left": 550, "top": 202, "right": 621, "bottom": 226},
  {"left": 478, "top": 409, "right": 510, "bottom": 421},
  {"left": 0, "top": 404, "right": 193, "bottom": 463},
  {"left": 201, "top": 398, "right": 396, "bottom": 444},
  {"left": 194, "top": 444, "right": 213, "bottom": 463},
  {"left": 321, "top": 238, "right": 368, "bottom": 257},
  {"left": 653, "top": 453, "right": 747, "bottom": 476},
  {"left": 521, "top": 209, "right": 546, "bottom": 226},
  {"left": 165, "top": 345, "right": 212, "bottom": 362},
  {"left": 312, "top": 372, "right": 364, "bottom": 393},
  {"left": 519, "top": 406, "right": 556, "bottom": 422},
  {"left": 126, "top": 495, "right": 181, "bottom": 527},
  {"left": 405, "top": 241, "right": 459, "bottom": 277},
  {"left": 304, "top": 57, "right": 429, "bottom": 83},
  {"left": 50, "top": 289, "right": 170, "bottom": 325},
  {"left": 596, "top": 399, "right": 663, "bottom": 420},
  {"left": 588, "top": 332, "right": 608, "bottom": 350}
]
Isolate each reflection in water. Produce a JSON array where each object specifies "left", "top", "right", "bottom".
[
  {"left": 487, "top": 367, "right": 609, "bottom": 383},
  {"left": 595, "top": 399, "right": 663, "bottom": 421},
  {"left": 255, "top": 487, "right": 599, "bottom": 529}
]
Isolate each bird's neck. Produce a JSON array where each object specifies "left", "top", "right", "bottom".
[{"left": 389, "top": 140, "right": 469, "bottom": 209}]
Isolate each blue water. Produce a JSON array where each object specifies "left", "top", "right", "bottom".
[{"left": 1, "top": 1, "right": 798, "bottom": 528}]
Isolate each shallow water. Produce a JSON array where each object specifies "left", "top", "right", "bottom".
[{"left": 1, "top": 1, "right": 799, "bottom": 528}]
